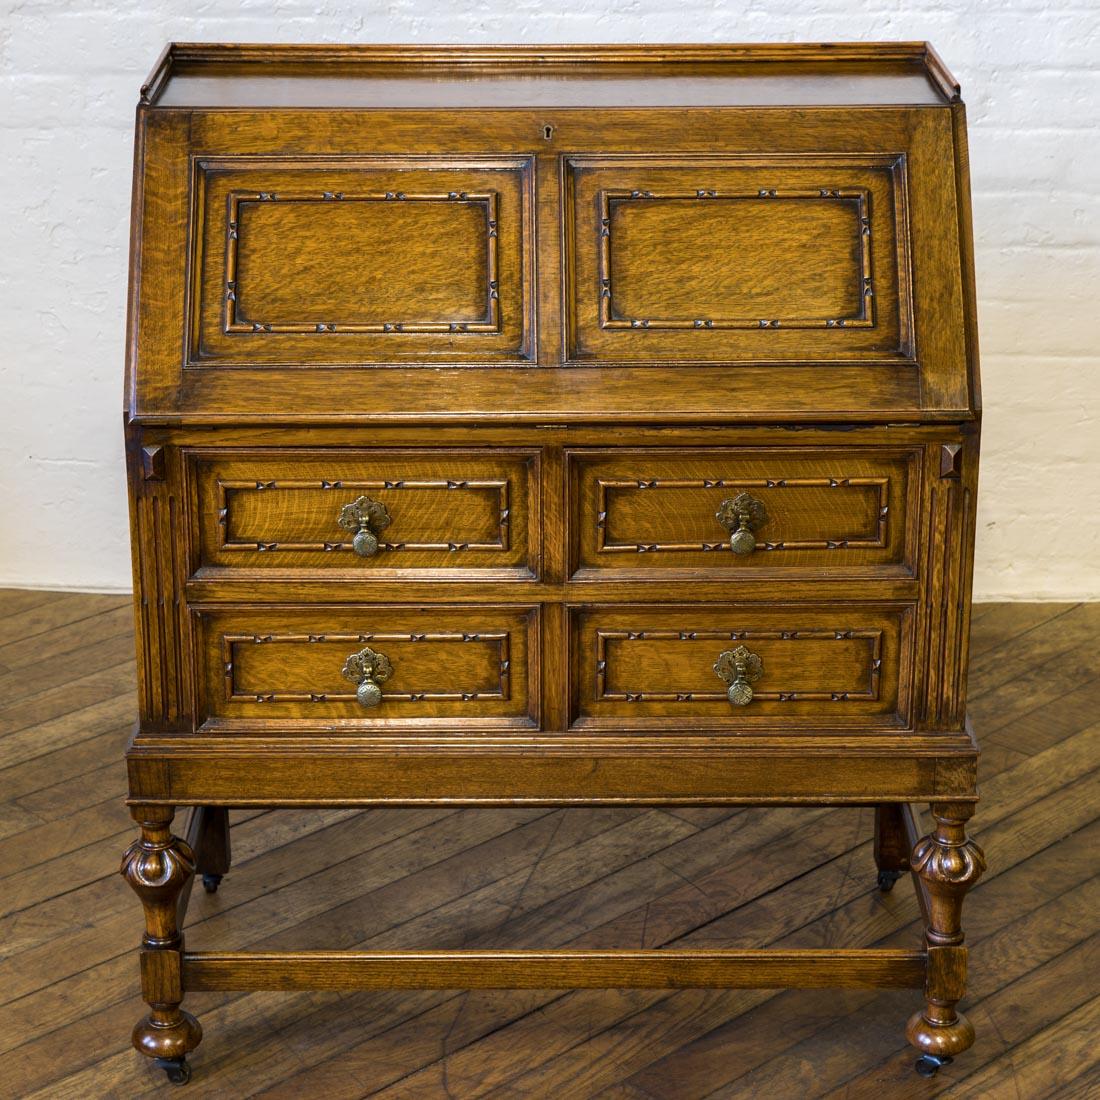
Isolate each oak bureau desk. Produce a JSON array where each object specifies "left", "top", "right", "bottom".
[{"left": 122, "top": 42, "right": 984, "bottom": 1084}]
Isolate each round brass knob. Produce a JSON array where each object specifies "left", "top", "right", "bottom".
[
  {"left": 352, "top": 528, "right": 379, "bottom": 558},
  {"left": 726, "top": 678, "right": 754, "bottom": 706},
  {"left": 716, "top": 493, "right": 767, "bottom": 556},
  {"left": 356, "top": 679, "right": 383, "bottom": 708},
  {"left": 714, "top": 645, "right": 764, "bottom": 706},
  {"left": 341, "top": 645, "right": 393, "bottom": 709},
  {"left": 337, "top": 496, "right": 391, "bottom": 558},
  {"left": 729, "top": 526, "right": 756, "bottom": 556}
]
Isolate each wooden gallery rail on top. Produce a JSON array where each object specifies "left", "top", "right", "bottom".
[{"left": 120, "top": 42, "right": 985, "bottom": 1085}]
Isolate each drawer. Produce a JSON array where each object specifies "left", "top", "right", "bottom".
[
  {"left": 569, "top": 605, "right": 912, "bottom": 730},
  {"left": 188, "top": 156, "right": 534, "bottom": 366},
  {"left": 189, "top": 449, "right": 538, "bottom": 577},
  {"left": 195, "top": 606, "right": 539, "bottom": 730},
  {"left": 568, "top": 448, "right": 918, "bottom": 578},
  {"left": 565, "top": 154, "right": 911, "bottom": 364}
]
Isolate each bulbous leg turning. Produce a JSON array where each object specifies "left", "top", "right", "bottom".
[
  {"left": 907, "top": 1001, "right": 975, "bottom": 1074},
  {"left": 122, "top": 806, "right": 202, "bottom": 1083},
  {"left": 907, "top": 802, "right": 985, "bottom": 1077},
  {"left": 135, "top": 1006, "right": 202, "bottom": 1083},
  {"left": 133, "top": 1005, "right": 202, "bottom": 1061}
]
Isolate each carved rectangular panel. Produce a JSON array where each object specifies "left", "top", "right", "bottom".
[
  {"left": 189, "top": 156, "right": 534, "bottom": 365},
  {"left": 565, "top": 154, "right": 911, "bottom": 363},
  {"left": 569, "top": 605, "right": 912, "bottom": 730},
  {"left": 195, "top": 606, "right": 539, "bottom": 730},
  {"left": 568, "top": 447, "right": 919, "bottom": 578},
  {"left": 188, "top": 448, "right": 538, "bottom": 577}
]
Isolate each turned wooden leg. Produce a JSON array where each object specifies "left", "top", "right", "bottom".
[
  {"left": 907, "top": 802, "right": 986, "bottom": 1077},
  {"left": 121, "top": 805, "right": 202, "bottom": 1084},
  {"left": 193, "top": 806, "right": 231, "bottom": 894},
  {"left": 873, "top": 803, "right": 909, "bottom": 892}
]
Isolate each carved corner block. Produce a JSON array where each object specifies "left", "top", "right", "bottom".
[
  {"left": 141, "top": 444, "right": 166, "bottom": 481},
  {"left": 939, "top": 442, "right": 963, "bottom": 479}
]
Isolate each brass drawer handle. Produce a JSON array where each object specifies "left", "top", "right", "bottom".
[
  {"left": 341, "top": 646, "right": 393, "bottom": 708},
  {"left": 716, "top": 493, "right": 766, "bottom": 555},
  {"left": 337, "top": 496, "right": 392, "bottom": 558},
  {"left": 714, "top": 645, "right": 764, "bottom": 706}
]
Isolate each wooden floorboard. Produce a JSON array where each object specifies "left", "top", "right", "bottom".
[{"left": 0, "top": 596, "right": 1096, "bottom": 1098}]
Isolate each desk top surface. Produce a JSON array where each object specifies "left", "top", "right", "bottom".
[{"left": 144, "top": 42, "right": 960, "bottom": 109}]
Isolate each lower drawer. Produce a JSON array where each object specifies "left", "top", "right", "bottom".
[
  {"left": 195, "top": 605, "right": 539, "bottom": 731},
  {"left": 569, "top": 604, "right": 913, "bottom": 731}
]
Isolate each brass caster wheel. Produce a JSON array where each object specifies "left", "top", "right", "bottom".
[
  {"left": 202, "top": 873, "right": 222, "bottom": 894},
  {"left": 877, "top": 869, "right": 903, "bottom": 892},
  {"left": 914, "top": 1054, "right": 952, "bottom": 1078},
  {"left": 154, "top": 1057, "right": 191, "bottom": 1084}
]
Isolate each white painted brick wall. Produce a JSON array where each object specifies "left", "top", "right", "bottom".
[{"left": 0, "top": 2, "right": 1097, "bottom": 599}]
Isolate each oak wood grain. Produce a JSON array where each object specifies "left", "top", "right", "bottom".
[
  {"left": 567, "top": 445, "right": 919, "bottom": 580},
  {"left": 128, "top": 106, "right": 973, "bottom": 421},
  {"left": 189, "top": 447, "right": 539, "bottom": 578},
  {"left": 114, "top": 41, "right": 986, "bottom": 1085},
  {"left": 3, "top": 600, "right": 1095, "bottom": 1097}
]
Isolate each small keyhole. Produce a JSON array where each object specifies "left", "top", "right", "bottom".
[{"left": 542, "top": 124, "right": 554, "bottom": 141}]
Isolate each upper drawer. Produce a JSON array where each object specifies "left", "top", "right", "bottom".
[
  {"left": 568, "top": 447, "right": 919, "bottom": 579},
  {"left": 188, "top": 156, "right": 534, "bottom": 366},
  {"left": 187, "top": 449, "right": 539, "bottom": 578},
  {"left": 565, "top": 154, "right": 912, "bottom": 365}
]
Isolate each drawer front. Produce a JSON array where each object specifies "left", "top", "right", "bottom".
[
  {"left": 196, "top": 606, "right": 538, "bottom": 729},
  {"left": 189, "top": 156, "right": 533, "bottom": 365},
  {"left": 565, "top": 154, "right": 910, "bottom": 364},
  {"left": 570, "top": 605, "right": 912, "bottom": 730},
  {"left": 569, "top": 448, "right": 918, "bottom": 578},
  {"left": 190, "top": 449, "right": 538, "bottom": 577}
]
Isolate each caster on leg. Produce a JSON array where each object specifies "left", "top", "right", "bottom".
[
  {"left": 154, "top": 1056, "right": 192, "bottom": 1085},
  {"left": 195, "top": 807, "right": 230, "bottom": 897},
  {"left": 877, "top": 869, "right": 903, "bottom": 892},
  {"left": 914, "top": 1053, "right": 952, "bottom": 1078},
  {"left": 873, "top": 805, "right": 908, "bottom": 892}
]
